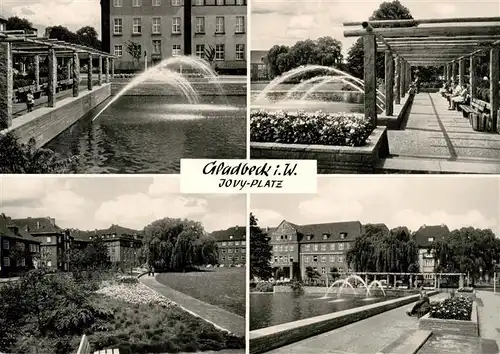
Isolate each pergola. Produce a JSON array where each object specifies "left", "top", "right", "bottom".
[
  {"left": 0, "top": 30, "right": 116, "bottom": 129},
  {"left": 343, "top": 17, "right": 500, "bottom": 133}
]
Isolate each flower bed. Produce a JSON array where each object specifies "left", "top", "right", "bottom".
[
  {"left": 95, "top": 283, "right": 175, "bottom": 307},
  {"left": 429, "top": 296, "right": 473, "bottom": 321},
  {"left": 250, "top": 110, "right": 372, "bottom": 147}
]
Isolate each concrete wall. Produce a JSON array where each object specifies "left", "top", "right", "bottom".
[
  {"left": 250, "top": 127, "right": 390, "bottom": 174},
  {"left": 5, "top": 84, "right": 111, "bottom": 148},
  {"left": 110, "top": 81, "right": 246, "bottom": 96},
  {"left": 419, "top": 302, "right": 478, "bottom": 337}
]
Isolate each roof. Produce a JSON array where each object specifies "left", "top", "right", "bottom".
[
  {"left": 251, "top": 50, "right": 269, "bottom": 64},
  {"left": 12, "top": 217, "right": 63, "bottom": 234},
  {"left": 0, "top": 215, "right": 41, "bottom": 243},
  {"left": 294, "top": 221, "right": 363, "bottom": 242},
  {"left": 212, "top": 226, "right": 246, "bottom": 242},
  {"left": 74, "top": 224, "right": 143, "bottom": 241},
  {"left": 0, "top": 14, "right": 6, "bottom": 22},
  {"left": 414, "top": 224, "right": 450, "bottom": 247}
]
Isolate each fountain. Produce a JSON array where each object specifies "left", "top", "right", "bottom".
[
  {"left": 322, "top": 275, "right": 388, "bottom": 299},
  {"left": 253, "top": 64, "right": 387, "bottom": 114}
]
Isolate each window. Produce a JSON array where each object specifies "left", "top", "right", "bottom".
[
  {"left": 305, "top": 244, "right": 310, "bottom": 251},
  {"left": 235, "top": 241, "right": 240, "bottom": 246},
  {"left": 216, "top": 0, "right": 224, "bottom": 4},
  {"left": 274, "top": 256, "right": 278, "bottom": 263},
  {"left": 152, "top": 18, "right": 161, "bottom": 34},
  {"left": 338, "top": 256, "right": 344, "bottom": 263},
  {"left": 195, "top": 0, "right": 204, "bottom": 5},
  {"left": 215, "top": 17, "right": 225, "bottom": 33},
  {"left": 322, "top": 233, "right": 329, "bottom": 240},
  {"left": 313, "top": 244, "right": 318, "bottom": 251},
  {"left": 338, "top": 243, "right": 344, "bottom": 250},
  {"left": 320, "top": 244, "right": 326, "bottom": 251},
  {"left": 152, "top": 0, "right": 161, "bottom": 5},
  {"left": 215, "top": 44, "right": 225, "bottom": 60},
  {"left": 321, "top": 267, "right": 326, "bottom": 274},
  {"left": 428, "top": 237, "right": 434, "bottom": 242},
  {"left": 3, "top": 257, "right": 10, "bottom": 267},
  {"left": 305, "top": 256, "right": 310, "bottom": 263},
  {"left": 289, "top": 245, "right": 294, "bottom": 251},
  {"left": 340, "top": 233, "right": 347, "bottom": 239},
  {"left": 47, "top": 260, "right": 52, "bottom": 267},
  {"left": 284, "top": 245, "right": 288, "bottom": 252},
  {"left": 241, "top": 255, "right": 245, "bottom": 260},
  {"left": 234, "top": 248, "right": 238, "bottom": 253},
  {"left": 235, "top": 16, "right": 245, "bottom": 33},
  {"left": 172, "top": 17, "right": 181, "bottom": 33},
  {"left": 172, "top": 44, "right": 181, "bottom": 56},
  {"left": 242, "top": 241, "right": 246, "bottom": 246},
  {"left": 17, "top": 243, "right": 25, "bottom": 251},
  {"left": 236, "top": 44, "right": 244, "bottom": 60},
  {"left": 113, "top": 45, "right": 123, "bottom": 57},
  {"left": 17, "top": 258, "right": 25, "bottom": 267},
  {"left": 132, "top": 0, "right": 141, "bottom": 6},
  {"left": 289, "top": 235, "right": 293, "bottom": 241},
  {"left": 46, "top": 236, "right": 51, "bottom": 243},
  {"left": 221, "top": 249, "right": 226, "bottom": 253},
  {"left": 172, "top": 0, "right": 180, "bottom": 4},
  {"left": 133, "top": 18, "right": 142, "bottom": 34},
  {"left": 228, "top": 241, "right": 234, "bottom": 246},
  {"left": 113, "top": 18, "right": 123, "bottom": 34},
  {"left": 313, "top": 255, "right": 318, "bottom": 262},
  {"left": 330, "top": 255, "right": 335, "bottom": 262},
  {"left": 113, "top": 0, "right": 122, "bottom": 6},
  {"left": 236, "top": 0, "right": 244, "bottom": 4},
  {"left": 330, "top": 244, "right": 335, "bottom": 250},
  {"left": 279, "top": 245, "right": 283, "bottom": 252},
  {"left": 2, "top": 239, "right": 9, "bottom": 250}
]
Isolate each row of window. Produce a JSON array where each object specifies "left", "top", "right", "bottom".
[
  {"left": 275, "top": 233, "right": 348, "bottom": 241},
  {"left": 220, "top": 240, "right": 246, "bottom": 246},
  {"left": 272, "top": 243, "right": 349, "bottom": 252},
  {"left": 114, "top": 43, "right": 245, "bottom": 60},
  {"left": 272, "top": 255, "right": 294, "bottom": 263},
  {"left": 220, "top": 255, "right": 245, "bottom": 261},
  {"left": 304, "top": 255, "right": 345, "bottom": 263},
  {"left": 2, "top": 257, "right": 25, "bottom": 267},
  {"left": 113, "top": 0, "right": 245, "bottom": 7},
  {"left": 220, "top": 248, "right": 243, "bottom": 253},
  {"left": 113, "top": 16, "right": 245, "bottom": 35},
  {"left": 2, "top": 240, "right": 40, "bottom": 253}
]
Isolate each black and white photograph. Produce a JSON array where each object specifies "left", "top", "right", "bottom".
[
  {"left": 249, "top": 176, "right": 500, "bottom": 354},
  {"left": 0, "top": 175, "right": 246, "bottom": 354},
  {"left": 250, "top": 0, "right": 500, "bottom": 174},
  {"left": 0, "top": 0, "right": 247, "bottom": 174}
]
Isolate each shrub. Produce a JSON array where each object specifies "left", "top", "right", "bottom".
[
  {"left": 457, "top": 287, "right": 474, "bottom": 293},
  {"left": 289, "top": 280, "right": 304, "bottom": 295},
  {"left": 254, "top": 282, "right": 274, "bottom": 292},
  {"left": 0, "top": 132, "right": 79, "bottom": 173},
  {"left": 429, "top": 296, "right": 473, "bottom": 321},
  {"left": 118, "top": 276, "right": 139, "bottom": 284},
  {"left": 250, "top": 110, "right": 372, "bottom": 147}
]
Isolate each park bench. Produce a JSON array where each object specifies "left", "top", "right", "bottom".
[
  {"left": 465, "top": 98, "right": 491, "bottom": 132},
  {"left": 77, "top": 334, "right": 120, "bottom": 354}
]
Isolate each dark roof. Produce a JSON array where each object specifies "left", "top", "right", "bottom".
[
  {"left": 0, "top": 14, "right": 6, "bottom": 22},
  {"left": 0, "top": 216, "right": 41, "bottom": 243},
  {"left": 251, "top": 50, "right": 268, "bottom": 64},
  {"left": 414, "top": 224, "right": 450, "bottom": 247},
  {"left": 12, "top": 217, "right": 63, "bottom": 234},
  {"left": 212, "top": 226, "right": 246, "bottom": 242},
  {"left": 294, "top": 221, "right": 363, "bottom": 242},
  {"left": 73, "top": 224, "right": 142, "bottom": 241}
]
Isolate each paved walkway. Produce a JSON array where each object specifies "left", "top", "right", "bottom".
[
  {"left": 140, "top": 275, "right": 245, "bottom": 338},
  {"left": 477, "top": 291, "right": 500, "bottom": 346},
  {"left": 387, "top": 92, "right": 500, "bottom": 164},
  {"left": 266, "top": 293, "right": 449, "bottom": 354}
]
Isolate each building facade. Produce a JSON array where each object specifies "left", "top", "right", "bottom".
[
  {"left": 269, "top": 220, "right": 365, "bottom": 281},
  {"left": 250, "top": 50, "right": 268, "bottom": 81},
  {"left": 414, "top": 224, "right": 450, "bottom": 282},
  {"left": 0, "top": 215, "right": 41, "bottom": 278},
  {"left": 12, "top": 217, "right": 72, "bottom": 272},
  {"left": 0, "top": 15, "right": 6, "bottom": 32},
  {"left": 101, "top": 0, "right": 247, "bottom": 73},
  {"left": 212, "top": 225, "right": 246, "bottom": 266}
]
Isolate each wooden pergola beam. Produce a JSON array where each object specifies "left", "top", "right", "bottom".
[
  {"left": 378, "top": 35, "right": 500, "bottom": 43},
  {"left": 343, "top": 16, "right": 500, "bottom": 27},
  {"left": 344, "top": 25, "right": 500, "bottom": 38}
]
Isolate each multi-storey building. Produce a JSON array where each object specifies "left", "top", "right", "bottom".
[
  {"left": 101, "top": 0, "right": 247, "bottom": 73},
  {"left": 212, "top": 225, "right": 246, "bottom": 266},
  {"left": 250, "top": 50, "right": 269, "bottom": 81},
  {"left": 414, "top": 224, "right": 450, "bottom": 282},
  {"left": 13, "top": 217, "right": 72, "bottom": 271},
  {"left": 0, "top": 215, "right": 41, "bottom": 278},
  {"left": 0, "top": 14, "right": 6, "bottom": 32},
  {"left": 77, "top": 224, "right": 143, "bottom": 266},
  {"left": 269, "top": 220, "right": 366, "bottom": 281}
]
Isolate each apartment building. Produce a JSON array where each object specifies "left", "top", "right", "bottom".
[
  {"left": 0, "top": 14, "right": 6, "bottom": 32},
  {"left": 101, "top": 0, "right": 247, "bottom": 73},
  {"left": 250, "top": 50, "right": 269, "bottom": 81},
  {"left": 212, "top": 225, "right": 246, "bottom": 266},
  {"left": 414, "top": 224, "right": 450, "bottom": 281},
  {"left": 269, "top": 220, "right": 366, "bottom": 281},
  {"left": 0, "top": 215, "right": 41, "bottom": 278},
  {"left": 12, "top": 217, "right": 72, "bottom": 272}
]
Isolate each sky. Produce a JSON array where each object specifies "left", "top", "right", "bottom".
[
  {"left": 0, "top": 176, "right": 246, "bottom": 232},
  {"left": 0, "top": 0, "right": 101, "bottom": 37},
  {"left": 251, "top": 176, "right": 500, "bottom": 236},
  {"left": 251, "top": 0, "right": 500, "bottom": 55}
]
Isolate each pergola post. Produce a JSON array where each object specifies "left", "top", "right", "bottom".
[
  {"left": 97, "top": 55, "right": 103, "bottom": 86},
  {"left": 66, "top": 58, "right": 71, "bottom": 81},
  {"left": 406, "top": 64, "right": 411, "bottom": 92},
  {"left": 490, "top": 47, "right": 499, "bottom": 133},
  {"left": 447, "top": 63, "right": 452, "bottom": 85},
  {"left": 459, "top": 58, "right": 465, "bottom": 87},
  {"left": 111, "top": 59, "right": 115, "bottom": 78},
  {"left": 444, "top": 64, "right": 448, "bottom": 82},
  {"left": 401, "top": 60, "right": 406, "bottom": 97},
  {"left": 395, "top": 56, "right": 401, "bottom": 104},
  {"left": 48, "top": 48, "right": 57, "bottom": 108},
  {"left": 87, "top": 54, "right": 93, "bottom": 91},
  {"left": 452, "top": 61, "right": 457, "bottom": 84},
  {"left": 34, "top": 55, "right": 40, "bottom": 91},
  {"left": 364, "top": 33, "right": 377, "bottom": 126},
  {"left": 0, "top": 42, "right": 13, "bottom": 129},
  {"left": 105, "top": 57, "right": 110, "bottom": 83},
  {"left": 384, "top": 50, "right": 394, "bottom": 116},
  {"left": 470, "top": 55, "right": 476, "bottom": 100},
  {"left": 72, "top": 51, "right": 80, "bottom": 98}
]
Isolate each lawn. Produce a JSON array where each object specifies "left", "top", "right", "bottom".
[{"left": 156, "top": 267, "right": 245, "bottom": 317}]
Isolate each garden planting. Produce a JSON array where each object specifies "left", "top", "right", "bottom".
[{"left": 429, "top": 296, "right": 473, "bottom": 321}]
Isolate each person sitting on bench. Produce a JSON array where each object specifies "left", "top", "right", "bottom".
[
  {"left": 449, "top": 83, "right": 469, "bottom": 110},
  {"left": 439, "top": 82, "right": 449, "bottom": 96},
  {"left": 406, "top": 288, "right": 430, "bottom": 317}
]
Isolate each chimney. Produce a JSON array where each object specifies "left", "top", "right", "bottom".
[
  {"left": 50, "top": 218, "right": 55, "bottom": 226},
  {"left": 266, "top": 226, "right": 269, "bottom": 232},
  {"left": 235, "top": 225, "right": 239, "bottom": 230}
]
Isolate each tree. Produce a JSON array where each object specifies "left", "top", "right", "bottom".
[
  {"left": 144, "top": 218, "right": 209, "bottom": 271},
  {"left": 46, "top": 25, "right": 77, "bottom": 43},
  {"left": 249, "top": 213, "right": 272, "bottom": 280},
  {"left": 329, "top": 266, "right": 340, "bottom": 281},
  {"left": 345, "top": 0, "right": 414, "bottom": 79},
  {"left": 0, "top": 132, "right": 79, "bottom": 173},
  {"left": 204, "top": 45, "right": 216, "bottom": 68},
  {"left": 70, "top": 238, "right": 111, "bottom": 272},
  {"left": 305, "top": 266, "right": 320, "bottom": 285},
  {"left": 75, "top": 26, "right": 101, "bottom": 50},
  {"left": 126, "top": 41, "right": 142, "bottom": 70},
  {"left": 6, "top": 16, "right": 33, "bottom": 32}
]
